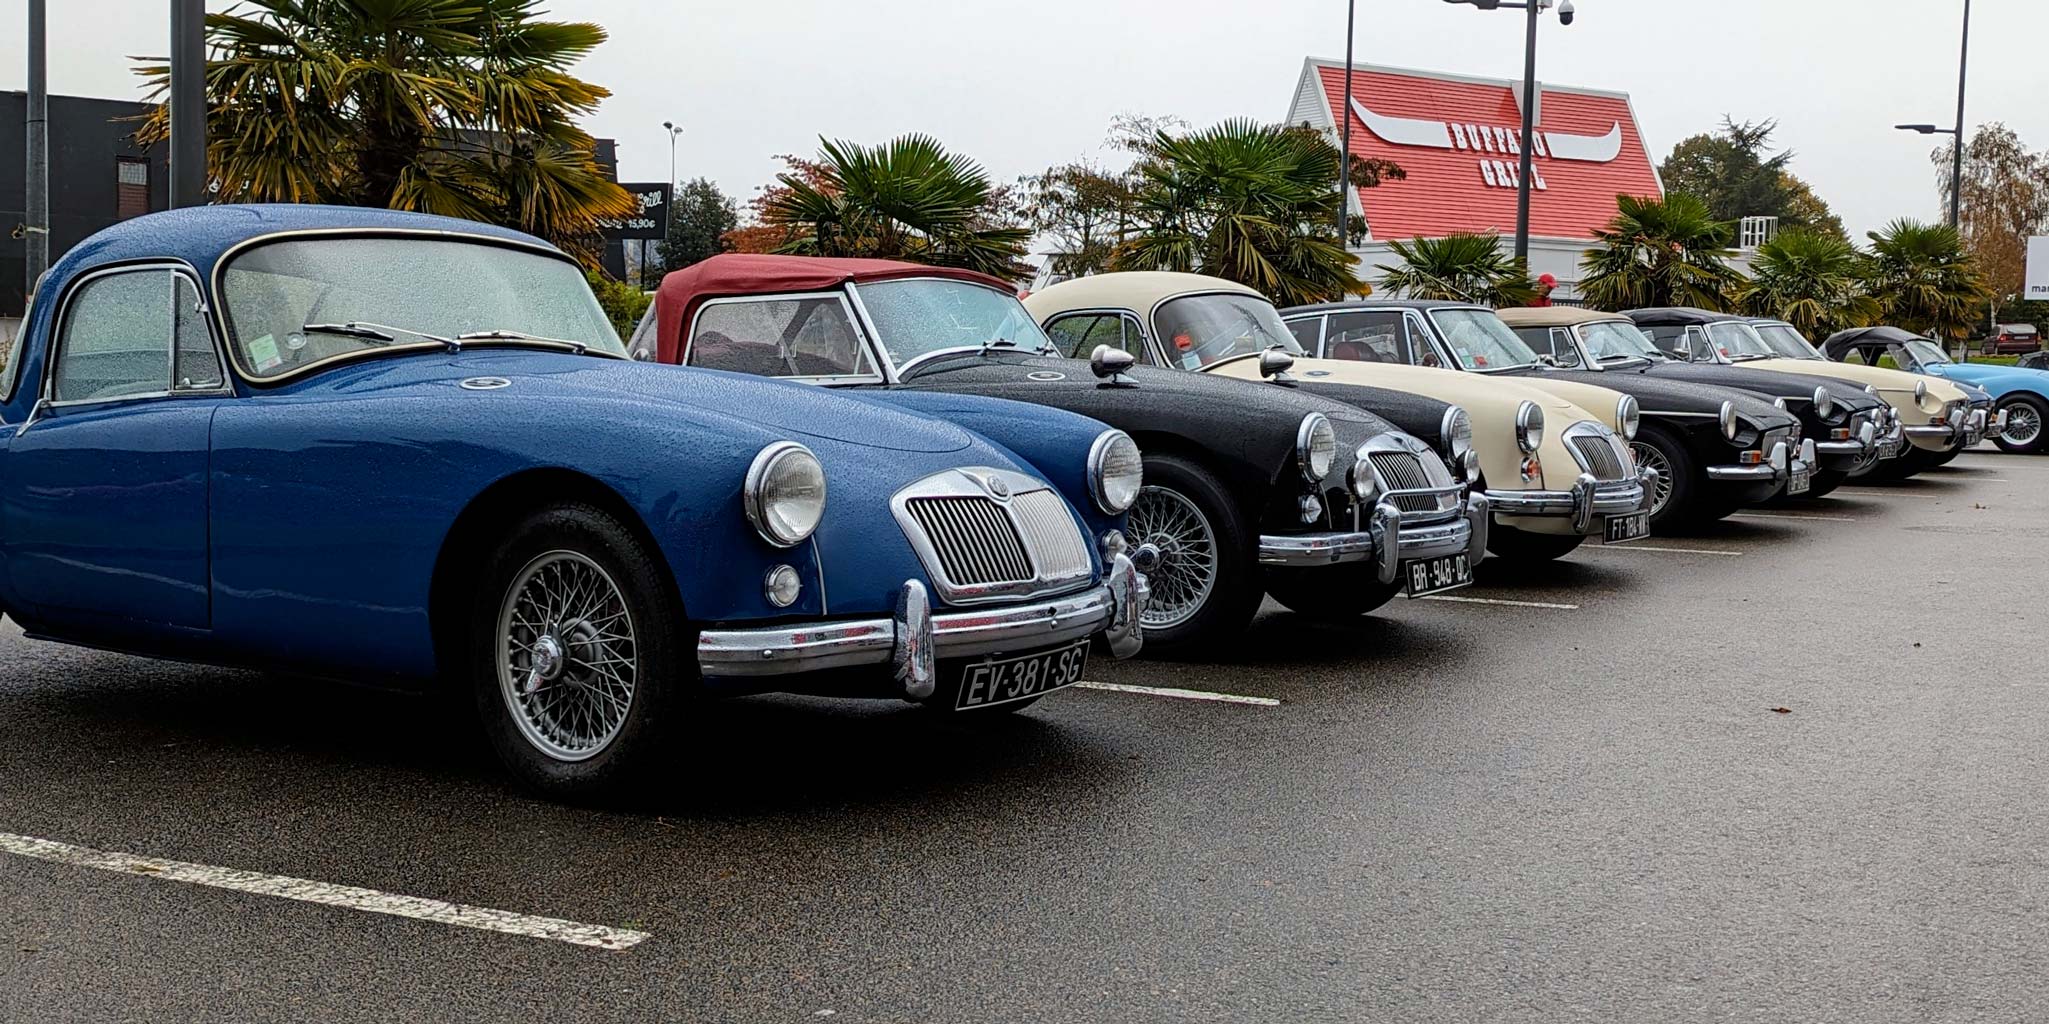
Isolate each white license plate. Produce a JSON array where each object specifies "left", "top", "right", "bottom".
[
  {"left": 955, "top": 642, "right": 1088, "bottom": 710},
  {"left": 1604, "top": 512, "right": 1651, "bottom": 544},
  {"left": 1403, "top": 554, "right": 1474, "bottom": 597},
  {"left": 1878, "top": 436, "right": 1903, "bottom": 459},
  {"left": 1788, "top": 466, "right": 1811, "bottom": 495}
]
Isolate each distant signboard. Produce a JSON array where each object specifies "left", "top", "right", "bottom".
[
  {"left": 601, "top": 182, "right": 671, "bottom": 242},
  {"left": 2027, "top": 236, "right": 2049, "bottom": 301}
]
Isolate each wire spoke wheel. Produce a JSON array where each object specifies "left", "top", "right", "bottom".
[
  {"left": 1629, "top": 442, "right": 1676, "bottom": 517},
  {"left": 2001, "top": 404, "right": 2042, "bottom": 447},
  {"left": 1126, "top": 485, "right": 1218, "bottom": 631},
  {"left": 496, "top": 550, "right": 638, "bottom": 763}
]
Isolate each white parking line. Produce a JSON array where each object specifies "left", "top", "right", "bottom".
[
  {"left": 0, "top": 832, "right": 650, "bottom": 951},
  {"left": 1728, "top": 511, "right": 1859, "bottom": 522},
  {"left": 1072, "top": 681, "right": 1280, "bottom": 706},
  {"left": 1589, "top": 544, "right": 1743, "bottom": 556},
  {"left": 1833, "top": 489, "right": 1939, "bottom": 498},
  {"left": 1420, "top": 594, "right": 1580, "bottom": 610}
]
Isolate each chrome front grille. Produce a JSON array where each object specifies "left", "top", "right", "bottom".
[
  {"left": 1569, "top": 435, "right": 1627, "bottom": 481},
  {"left": 904, "top": 496, "right": 1032, "bottom": 586},
  {"left": 892, "top": 468, "right": 1094, "bottom": 605},
  {"left": 1368, "top": 450, "right": 1442, "bottom": 514}
]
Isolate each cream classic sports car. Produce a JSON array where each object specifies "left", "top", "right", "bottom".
[{"left": 1024, "top": 273, "right": 1655, "bottom": 562}]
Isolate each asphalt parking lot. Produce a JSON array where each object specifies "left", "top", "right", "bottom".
[{"left": 3, "top": 449, "right": 2045, "bottom": 1023}]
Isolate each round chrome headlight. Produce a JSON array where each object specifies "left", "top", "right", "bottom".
[
  {"left": 1349, "top": 446, "right": 1380, "bottom": 502},
  {"left": 1914, "top": 379, "right": 1928, "bottom": 403},
  {"left": 1088, "top": 429, "right": 1143, "bottom": 514},
  {"left": 1615, "top": 395, "right": 1640, "bottom": 441},
  {"left": 744, "top": 442, "right": 826, "bottom": 547},
  {"left": 1514, "top": 400, "right": 1545, "bottom": 453},
  {"left": 1440, "top": 405, "right": 1474, "bottom": 463},
  {"left": 1718, "top": 400, "right": 1739, "bottom": 441},
  {"left": 1298, "top": 413, "right": 1336, "bottom": 482},
  {"left": 1813, "top": 386, "right": 1834, "bottom": 419}
]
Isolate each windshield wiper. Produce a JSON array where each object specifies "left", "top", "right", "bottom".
[
  {"left": 304, "top": 321, "right": 459, "bottom": 352},
  {"left": 457, "top": 329, "right": 588, "bottom": 355}
]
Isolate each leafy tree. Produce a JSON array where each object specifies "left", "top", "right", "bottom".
[
  {"left": 763, "top": 135, "right": 1032, "bottom": 281},
  {"left": 1932, "top": 124, "right": 2049, "bottom": 316},
  {"left": 1659, "top": 118, "right": 1843, "bottom": 237},
  {"left": 1579, "top": 193, "right": 1746, "bottom": 311},
  {"left": 134, "top": 0, "right": 635, "bottom": 265},
  {"left": 585, "top": 268, "right": 650, "bottom": 338},
  {"left": 1862, "top": 219, "right": 1990, "bottom": 342},
  {"left": 1019, "top": 162, "right": 1134, "bottom": 278},
  {"left": 1736, "top": 230, "right": 1878, "bottom": 335},
  {"left": 1378, "top": 233, "right": 1537, "bottom": 305},
  {"left": 1114, "top": 119, "right": 1400, "bottom": 306},
  {"left": 656, "top": 177, "right": 738, "bottom": 272}
]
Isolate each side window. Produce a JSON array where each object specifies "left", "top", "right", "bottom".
[
  {"left": 54, "top": 270, "right": 215, "bottom": 403},
  {"left": 1043, "top": 313, "right": 1150, "bottom": 363},
  {"left": 1323, "top": 311, "right": 1409, "bottom": 364},
  {"left": 686, "top": 296, "right": 874, "bottom": 378},
  {"left": 1548, "top": 328, "right": 1583, "bottom": 367},
  {"left": 1645, "top": 325, "right": 1690, "bottom": 359},
  {"left": 1284, "top": 315, "right": 1324, "bottom": 354}
]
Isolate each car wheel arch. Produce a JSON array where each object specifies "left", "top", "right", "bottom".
[{"left": 1125, "top": 430, "right": 1267, "bottom": 517}]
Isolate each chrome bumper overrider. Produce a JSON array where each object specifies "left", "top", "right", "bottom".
[
  {"left": 1257, "top": 495, "right": 1489, "bottom": 583},
  {"left": 696, "top": 571, "right": 1131, "bottom": 690},
  {"left": 1484, "top": 469, "right": 1652, "bottom": 534}
]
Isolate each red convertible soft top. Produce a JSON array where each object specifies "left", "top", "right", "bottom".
[{"left": 652, "top": 254, "right": 1012, "bottom": 365}]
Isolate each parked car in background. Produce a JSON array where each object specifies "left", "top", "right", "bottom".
[
  {"left": 1024, "top": 273, "right": 1653, "bottom": 562},
  {"left": 1624, "top": 308, "right": 1975, "bottom": 480},
  {"left": 1983, "top": 323, "right": 2040, "bottom": 356},
  {"left": 1281, "top": 299, "right": 1806, "bottom": 524},
  {"left": 1498, "top": 306, "right": 1891, "bottom": 502},
  {"left": 0, "top": 205, "right": 1150, "bottom": 800},
  {"left": 636, "top": 255, "right": 1483, "bottom": 649},
  {"left": 1826, "top": 327, "right": 2045, "bottom": 454}
]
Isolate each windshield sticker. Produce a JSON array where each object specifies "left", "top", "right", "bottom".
[{"left": 248, "top": 334, "right": 283, "bottom": 372}]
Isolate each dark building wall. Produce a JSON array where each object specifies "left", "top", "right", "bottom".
[{"left": 2, "top": 93, "right": 169, "bottom": 315}]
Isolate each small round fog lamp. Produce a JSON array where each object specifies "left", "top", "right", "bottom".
[{"left": 764, "top": 564, "right": 803, "bottom": 608}]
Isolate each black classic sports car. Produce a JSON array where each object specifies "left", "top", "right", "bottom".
[
  {"left": 632, "top": 255, "right": 1488, "bottom": 652},
  {"left": 1494, "top": 307, "right": 1896, "bottom": 501},
  {"left": 1280, "top": 300, "right": 1810, "bottom": 525}
]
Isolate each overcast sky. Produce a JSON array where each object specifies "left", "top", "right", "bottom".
[{"left": 4, "top": 0, "right": 2043, "bottom": 241}]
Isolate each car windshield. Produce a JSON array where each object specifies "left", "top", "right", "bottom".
[
  {"left": 1903, "top": 339, "right": 1951, "bottom": 367},
  {"left": 1579, "top": 319, "right": 1667, "bottom": 363},
  {"left": 1751, "top": 322, "right": 1825, "bottom": 360},
  {"left": 1706, "top": 321, "right": 1776, "bottom": 362},
  {"left": 1430, "top": 308, "right": 1541, "bottom": 371},
  {"left": 853, "top": 278, "right": 1051, "bottom": 370},
  {"left": 1152, "top": 293, "right": 1302, "bottom": 369},
  {"left": 219, "top": 237, "right": 622, "bottom": 378}
]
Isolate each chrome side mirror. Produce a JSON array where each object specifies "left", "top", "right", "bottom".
[
  {"left": 1258, "top": 346, "right": 1297, "bottom": 383},
  {"left": 1089, "top": 344, "right": 1137, "bottom": 386}
]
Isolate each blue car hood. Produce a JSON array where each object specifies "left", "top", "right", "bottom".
[
  {"left": 1934, "top": 362, "right": 2048, "bottom": 391},
  {"left": 272, "top": 349, "right": 977, "bottom": 453}
]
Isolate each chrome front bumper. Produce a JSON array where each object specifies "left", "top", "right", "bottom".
[
  {"left": 697, "top": 554, "right": 1143, "bottom": 694},
  {"left": 1258, "top": 495, "right": 1490, "bottom": 583},
  {"left": 1705, "top": 440, "right": 1815, "bottom": 487},
  {"left": 1485, "top": 468, "right": 1653, "bottom": 534},
  {"left": 1963, "top": 407, "right": 1995, "bottom": 446},
  {"left": 1814, "top": 418, "right": 1879, "bottom": 456}
]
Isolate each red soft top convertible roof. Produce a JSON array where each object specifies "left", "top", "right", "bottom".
[{"left": 651, "top": 254, "right": 1012, "bottom": 364}]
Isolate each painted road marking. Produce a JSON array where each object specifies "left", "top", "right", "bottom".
[
  {"left": 1072, "top": 681, "right": 1280, "bottom": 706},
  {"left": 1729, "top": 511, "right": 1859, "bottom": 522},
  {"left": 1588, "top": 544, "right": 1743, "bottom": 556},
  {"left": 0, "top": 832, "right": 650, "bottom": 951},
  {"left": 1420, "top": 595, "right": 1580, "bottom": 610},
  {"left": 1833, "top": 489, "right": 1943, "bottom": 498}
]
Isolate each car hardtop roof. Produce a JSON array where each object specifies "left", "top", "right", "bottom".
[
  {"left": 1821, "top": 325, "right": 1931, "bottom": 355},
  {"left": 1622, "top": 307, "right": 1755, "bottom": 325},
  {"left": 1023, "top": 272, "right": 1263, "bottom": 321},
  {"left": 1277, "top": 298, "right": 1489, "bottom": 316},
  {"left": 652, "top": 253, "right": 1014, "bottom": 364},
  {"left": 1494, "top": 306, "right": 1631, "bottom": 327}
]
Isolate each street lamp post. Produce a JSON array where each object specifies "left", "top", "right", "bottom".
[
  {"left": 1335, "top": 0, "right": 1356, "bottom": 243},
  {"left": 1895, "top": 1, "right": 1973, "bottom": 355},
  {"left": 663, "top": 121, "right": 683, "bottom": 238},
  {"left": 1441, "top": 0, "right": 1574, "bottom": 264}
]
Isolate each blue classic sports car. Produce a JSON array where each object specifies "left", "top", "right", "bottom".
[
  {"left": 0, "top": 205, "right": 1148, "bottom": 799},
  {"left": 1824, "top": 326, "right": 2047, "bottom": 455}
]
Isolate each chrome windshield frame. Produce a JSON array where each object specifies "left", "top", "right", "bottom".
[{"left": 847, "top": 276, "right": 1055, "bottom": 382}]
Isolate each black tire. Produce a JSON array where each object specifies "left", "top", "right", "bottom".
[
  {"left": 1486, "top": 522, "right": 1585, "bottom": 561},
  {"left": 1125, "top": 454, "right": 1261, "bottom": 654},
  {"left": 1992, "top": 394, "right": 2049, "bottom": 454},
  {"left": 1627, "top": 423, "right": 1700, "bottom": 527},
  {"left": 469, "top": 503, "right": 688, "bottom": 802},
  {"left": 1805, "top": 468, "right": 1847, "bottom": 499},
  {"left": 1265, "top": 564, "right": 1402, "bottom": 621}
]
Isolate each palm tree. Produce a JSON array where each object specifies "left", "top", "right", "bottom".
[
  {"left": 1378, "top": 233, "right": 1538, "bottom": 306},
  {"left": 1579, "top": 193, "right": 1746, "bottom": 311},
  {"left": 764, "top": 135, "right": 1032, "bottom": 281},
  {"left": 1861, "top": 220, "right": 1990, "bottom": 343},
  {"left": 1736, "top": 230, "right": 1880, "bottom": 335},
  {"left": 1115, "top": 120, "right": 1394, "bottom": 307},
  {"left": 134, "top": 0, "right": 635, "bottom": 264}
]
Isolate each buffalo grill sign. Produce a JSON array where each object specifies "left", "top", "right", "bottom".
[{"left": 600, "top": 182, "right": 671, "bottom": 242}]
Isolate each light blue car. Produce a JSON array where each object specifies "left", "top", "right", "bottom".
[{"left": 1824, "top": 326, "right": 2046, "bottom": 455}]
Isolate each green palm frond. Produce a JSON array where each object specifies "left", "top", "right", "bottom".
[
  {"left": 1380, "top": 233, "right": 1537, "bottom": 305},
  {"left": 1579, "top": 192, "right": 1745, "bottom": 311}
]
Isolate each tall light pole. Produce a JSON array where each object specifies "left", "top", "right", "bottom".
[
  {"left": 170, "top": 0, "right": 207, "bottom": 208},
  {"left": 663, "top": 121, "right": 683, "bottom": 238},
  {"left": 1442, "top": 0, "right": 1575, "bottom": 264},
  {"left": 1896, "top": 0, "right": 1970, "bottom": 230},
  {"left": 24, "top": 0, "right": 49, "bottom": 292},
  {"left": 1334, "top": 0, "right": 1356, "bottom": 244}
]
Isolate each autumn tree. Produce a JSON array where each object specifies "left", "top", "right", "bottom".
[
  {"left": 1660, "top": 118, "right": 1844, "bottom": 238},
  {"left": 1931, "top": 123, "right": 2049, "bottom": 313},
  {"left": 656, "top": 177, "right": 739, "bottom": 272}
]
